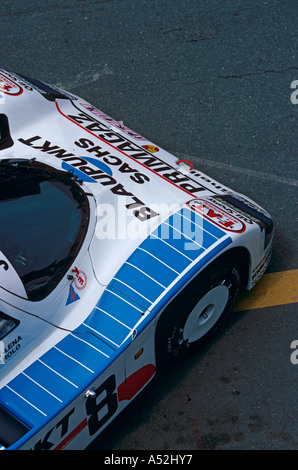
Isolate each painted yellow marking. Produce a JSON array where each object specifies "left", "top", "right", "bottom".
[{"left": 233, "top": 269, "right": 298, "bottom": 311}]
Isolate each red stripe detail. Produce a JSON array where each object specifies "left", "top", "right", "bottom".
[
  {"left": 117, "top": 364, "right": 156, "bottom": 402},
  {"left": 55, "top": 102, "right": 199, "bottom": 198},
  {"left": 54, "top": 418, "right": 88, "bottom": 450}
]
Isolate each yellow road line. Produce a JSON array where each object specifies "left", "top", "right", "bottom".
[{"left": 233, "top": 269, "right": 298, "bottom": 311}]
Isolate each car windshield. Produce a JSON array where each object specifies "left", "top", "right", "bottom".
[{"left": 0, "top": 159, "right": 90, "bottom": 301}]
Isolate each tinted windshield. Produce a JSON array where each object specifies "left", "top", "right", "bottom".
[{"left": 0, "top": 159, "right": 90, "bottom": 301}]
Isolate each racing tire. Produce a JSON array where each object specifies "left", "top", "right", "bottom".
[{"left": 155, "top": 254, "right": 243, "bottom": 365}]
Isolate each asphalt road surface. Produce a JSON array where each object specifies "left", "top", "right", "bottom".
[{"left": 1, "top": 0, "right": 297, "bottom": 451}]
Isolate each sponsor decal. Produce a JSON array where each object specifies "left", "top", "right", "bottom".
[
  {"left": 66, "top": 285, "right": 80, "bottom": 306},
  {"left": 57, "top": 102, "right": 208, "bottom": 196},
  {"left": 0, "top": 72, "right": 23, "bottom": 96},
  {"left": 31, "top": 408, "right": 78, "bottom": 450},
  {"left": 142, "top": 144, "right": 159, "bottom": 153},
  {"left": 30, "top": 365, "right": 155, "bottom": 449},
  {"left": 18, "top": 135, "right": 160, "bottom": 222},
  {"left": 211, "top": 196, "right": 254, "bottom": 226},
  {"left": 4, "top": 336, "right": 22, "bottom": 360},
  {"left": 72, "top": 267, "right": 87, "bottom": 290},
  {"left": 62, "top": 157, "right": 113, "bottom": 183},
  {"left": 188, "top": 198, "right": 246, "bottom": 233},
  {"left": 73, "top": 138, "right": 151, "bottom": 185},
  {"left": 81, "top": 103, "right": 146, "bottom": 141}
]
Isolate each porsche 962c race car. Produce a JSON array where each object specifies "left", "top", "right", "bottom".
[{"left": 0, "top": 70, "right": 273, "bottom": 450}]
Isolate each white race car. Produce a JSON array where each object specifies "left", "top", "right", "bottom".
[{"left": 0, "top": 70, "right": 273, "bottom": 450}]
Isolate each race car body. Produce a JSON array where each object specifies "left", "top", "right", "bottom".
[{"left": 0, "top": 70, "right": 273, "bottom": 450}]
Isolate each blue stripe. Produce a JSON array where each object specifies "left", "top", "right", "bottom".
[
  {"left": 42, "top": 347, "right": 93, "bottom": 387},
  {"left": 140, "top": 237, "right": 190, "bottom": 273},
  {"left": 150, "top": 226, "right": 204, "bottom": 261},
  {"left": 28, "top": 360, "right": 78, "bottom": 396},
  {"left": 2, "top": 385, "right": 46, "bottom": 428},
  {"left": 97, "top": 288, "right": 143, "bottom": 327},
  {"left": 73, "top": 322, "right": 119, "bottom": 351},
  {"left": 110, "top": 278, "right": 152, "bottom": 310},
  {"left": 135, "top": 235, "right": 232, "bottom": 334},
  {"left": 128, "top": 249, "right": 177, "bottom": 287},
  {"left": 3, "top": 207, "right": 233, "bottom": 446},
  {"left": 115, "top": 262, "right": 165, "bottom": 301},
  {"left": 58, "top": 335, "right": 109, "bottom": 369},
  {"left": 84, "top": 307, "right": 131, "bottom": 346}
]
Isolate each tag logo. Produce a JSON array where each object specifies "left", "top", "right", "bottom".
[
  {"left": 66, "top": 285, "right": 80, "bottom": 306},
  {"left": 72, "top": 267, "right": 87, "bottom": 290},
  {"left": 188, "top": 198, "right": 246, "bottom": 233},
  {"left": 61, "top": 157, "right": 112, "bottom": 183}
]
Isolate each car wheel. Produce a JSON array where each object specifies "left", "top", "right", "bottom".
[{"left": 155, "top": 254, "right": 243, "bottom": 363}]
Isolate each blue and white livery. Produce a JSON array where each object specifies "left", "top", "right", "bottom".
[{"left": 0, "top": 70, "right": 273, "bottom": 449}]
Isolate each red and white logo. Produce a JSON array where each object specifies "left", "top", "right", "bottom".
[
  {"left": 0, "top": 73, "right": 23, "bottom": 96},
  {"left": 72, "top": 267, "right": 87, "bottom": 290},
  {"left": 187, "top": 198, "right": 246, "bottom": 233}
]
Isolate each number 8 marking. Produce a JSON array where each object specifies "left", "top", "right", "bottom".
[{"left": 85, "top": 375, "right": 118, "bottom": 436}]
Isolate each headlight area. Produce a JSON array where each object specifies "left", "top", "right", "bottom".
[{"left": 213, "top": 194, "right": 274, "bottom": 249}]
